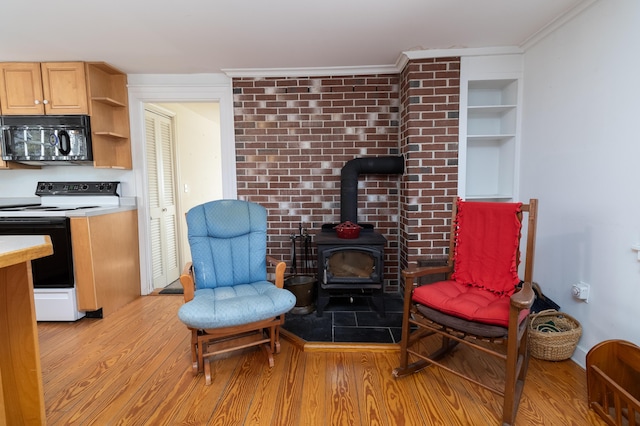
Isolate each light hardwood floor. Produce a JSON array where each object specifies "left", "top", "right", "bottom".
[{"left": 38, "top": 295, "right": 607, "bottom": 425}]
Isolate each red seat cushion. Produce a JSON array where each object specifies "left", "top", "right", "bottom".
[{"left": 413, "top": 280, "right": 515, "bottom": 327}]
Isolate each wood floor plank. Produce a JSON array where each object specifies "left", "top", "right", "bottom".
[
  {"left": 208, "top": 350, "right": 265, "bottom": 425},
  {"left": 518, "top": 358, "right": 599, "bottom": 425},
  {"left": 40, "top": 296, "right": 180, "bottom": 390},
  {"left": 298, "top": 352, "right": 328, "bottom": 425},
  {"left": 260, "top": 342, "right": 305, "bottom": 426},
  {"left": 327, "top": 351, "right": 359, "bottom": 425},
  {"left": 351, "top": 351, "right": 389, "bottom": 426},
  {"left": 37, "top": 295, "right": 608, "bottom": 426},
  {"left": 82, "top": 331, "right": 190, "bottom": 425},
  {"left": 163, "top": 353, "right": 241, "bottom": 425},
  {"left": 378, "top": 351, "right": 425, "bottom": 425},
  {"left": 116, "top": 341, "right": 198, "bottom": 425},
  {"left": 46, "top": 301, "right": 188, "bottom": 424}
]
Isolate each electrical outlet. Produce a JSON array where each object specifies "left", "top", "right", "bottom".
[{"left": 571, "top": 282, "right": 590, "bottom": 302}]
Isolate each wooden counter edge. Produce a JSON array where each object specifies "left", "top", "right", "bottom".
[{"left": 0, "top": 236, "right": 53, "bottom": 269}]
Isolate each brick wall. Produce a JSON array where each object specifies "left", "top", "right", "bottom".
[
  {"left": 399, "top": 58, "right": 460, "bottom": 270},
  {"left": 233, "top": 58, "right": 459, "bottom": 292}
]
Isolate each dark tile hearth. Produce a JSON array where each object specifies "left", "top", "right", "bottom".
[{"left": 282, "top": 294, "right": 404, "bottom": 344}]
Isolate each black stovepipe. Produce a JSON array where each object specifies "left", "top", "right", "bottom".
[{"left": 340, "top": 155, "right": 405, "bottom": 224}]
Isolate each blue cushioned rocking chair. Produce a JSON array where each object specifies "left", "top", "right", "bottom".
[{"left": 178, "top": 200, "right": 296, "bottom": 385}]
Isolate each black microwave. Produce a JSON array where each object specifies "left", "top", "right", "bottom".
[{"left": 1, "top": 115, "right": 93, "bottom": 165}]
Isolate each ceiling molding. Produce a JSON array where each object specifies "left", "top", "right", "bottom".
[
  {"left": 223, "top": 46, "right": 523, "bottom": 78},
  {"left": 222, "top": 64, "right": 399, "bottom": 78},
  {"left": 401, "top": 46, "right": 523, "bottom": 61},
  {"left": 520, "top": 0, "right": 599, "bottom": 50}
]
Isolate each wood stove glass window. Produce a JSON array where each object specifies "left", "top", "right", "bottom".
[{"left": 321, "top": 246, "right": 383, "bottom": 287}]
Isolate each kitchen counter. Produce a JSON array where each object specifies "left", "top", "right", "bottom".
[
  {"left": 65, "top": 200, "right": 137, "bottom": 218},
  {"left": 0, "top": 235, "right": 53, "bottom": 425}
]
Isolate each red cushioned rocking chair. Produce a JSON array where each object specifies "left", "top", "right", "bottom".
[{"left": 393, "top": 197, "right": 538, "bottom": 426}]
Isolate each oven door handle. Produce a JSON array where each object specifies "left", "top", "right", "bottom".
[{"left": 0, "top": 217, "right": 68, "bottom": 226}]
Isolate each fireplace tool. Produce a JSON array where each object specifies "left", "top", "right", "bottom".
[{"left": 285, "top": 225, "right": 316, "bottom": 314}]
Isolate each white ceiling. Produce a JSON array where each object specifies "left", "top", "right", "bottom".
[{"left": 1, "top": 0, "right": 590, "bottom": 75}]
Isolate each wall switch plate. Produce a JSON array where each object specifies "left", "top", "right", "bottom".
[{"left": 572, "top": 282, "right": 590, "bottom": 302}]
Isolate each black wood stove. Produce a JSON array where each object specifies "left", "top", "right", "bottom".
[
  {"left": 316, "top": 224, "right": 386, "bottom": 316},
  {"left": 314, "top": 155, "right": 404, "bottom": 317}
]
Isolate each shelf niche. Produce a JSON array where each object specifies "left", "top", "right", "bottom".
[{"left": 463, "top": 78, "right": 519, "bottom": 201}]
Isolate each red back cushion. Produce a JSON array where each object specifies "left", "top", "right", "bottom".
[{"left": 450, "top": 199, "right": 522, "bottom": 296}]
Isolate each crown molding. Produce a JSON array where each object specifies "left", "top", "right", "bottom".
[
  {"left": 223, "top": 46, "right": 524, "bottom": 78},
  {"left": 222, "top": 64, "right": 398, "bottom": 78},
  {"left": 401, "top": 46, "right": 523, "bottom": 61},
  {"left": 520, "top": 0, "right": 599, "bottom": 50}
]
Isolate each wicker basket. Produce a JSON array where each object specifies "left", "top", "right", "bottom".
[{"left": 529, "top": 309, "right": 582, "bottom": 361}]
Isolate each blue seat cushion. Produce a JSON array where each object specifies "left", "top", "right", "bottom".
[{"left": 178, "top": 281, "right": 296, "bottom": 329}]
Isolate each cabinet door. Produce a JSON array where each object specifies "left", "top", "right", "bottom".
[
  {"left": 0, "top": 63, "right": 45, "bottom": 115},
  {"left": 145, "top": 109, "right": 180, "bottom": 289},
  {"left": 41, "top": 62, "right": 88, "bottom": 115}
]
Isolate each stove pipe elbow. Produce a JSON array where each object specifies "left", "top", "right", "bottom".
[{"left": 340, "top": 155, "right": 405, "bottom": 224}]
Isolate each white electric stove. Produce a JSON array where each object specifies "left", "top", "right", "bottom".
[{"left": 0, "top": 181, "right": 121, "bottom": 321}]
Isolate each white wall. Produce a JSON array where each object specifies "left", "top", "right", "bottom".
[{"left": 521, "top": 0, "right": 640, "bottom": 366}]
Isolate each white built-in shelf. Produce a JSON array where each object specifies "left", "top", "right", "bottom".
[
  {"left": 468, "top": 105, "right": 517, "bottom": 112},
  {"left": 465, "top": 194, "right": 515, "bottom": 200},
  {"left": 467, "top": 134, "right": 516, "bottom": 141},
  {"left": 462, "top": 77, "right": 520, "bottom": 201}
]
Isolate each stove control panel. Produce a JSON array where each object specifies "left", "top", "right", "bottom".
[{"left": 35, "top": 181, "right": 120, "bottom": 196}]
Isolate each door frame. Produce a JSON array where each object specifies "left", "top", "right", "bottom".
[{"left": 128, "top": 74, "right": 237, "bottom": 295}]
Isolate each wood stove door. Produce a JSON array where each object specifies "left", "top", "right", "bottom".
[{"left": 319, "top": 245, "right": 383, "bottom": 289}]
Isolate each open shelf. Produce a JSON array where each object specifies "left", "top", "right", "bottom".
[
  {"left": 92, "top": 97, "right": 126, "bottom": 108},
  {"left": 468, "top": 79, "right": 518, "bottom": 106},
  {"left": 465, "top": 136, "right": 515, "bottom": 199},
  {"left": 85, "top": 62, "right": 131, "bottom": 169},
  {"left": 461, "top": 75, "right": 520, "bottom": 202},
  {"left": 94, "top": 131, "right": 128, "bottom": 139}
]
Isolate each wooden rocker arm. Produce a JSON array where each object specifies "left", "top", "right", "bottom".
[
  {"left": 510, "top": 281, "right": 536, "bottom": 311},
  {"left": 403, "top": 264, "right": 454, "bottom": 281},
  {"left": 179, "top": 256, "right": 287, "bottom": 303},
  {"left": 266, "top": 255, "right": 287, "bottom": 289},
  {"left": 180, "top": 262, "right": 196, "bottom": 302}
]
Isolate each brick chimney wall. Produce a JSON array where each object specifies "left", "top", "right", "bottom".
[
  {"left": 233, "top": 74, "right": 402, "bottom": 289},
  {"left": 232, "top": 58, "right": 460, "bottom": 292},
  {"left": 399, "top": 58, "right": 461, "bottom": 270}
]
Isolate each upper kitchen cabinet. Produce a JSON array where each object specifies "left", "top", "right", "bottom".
[
  {"left": 0, "top": 62, "right": 88, "bottom": 115},
  {"left": 0, "top": 61, "right": 132, "bottom": 170},
  {"left": 458, "top": 55, "right": 523, "bottom": 202},
  {"left": 85, "top": 62, "right": 132, "bottom": 169}
]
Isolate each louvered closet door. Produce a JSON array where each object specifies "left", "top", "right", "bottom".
[{"left": 145, "top": 109, "right": 180, "bottom": 288}]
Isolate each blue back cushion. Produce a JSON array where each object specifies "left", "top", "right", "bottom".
[{"left": 186, "top": 200, "right": 267, "bottom": 289}]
